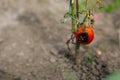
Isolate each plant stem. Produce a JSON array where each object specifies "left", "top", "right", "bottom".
[
  {"left": 75, "top": 0, "right": 81, "bottom": 68},
  {"left": 85, "top": 0, "right": 89, "bottom": 9},
  {"left": 71, "top": 0, "right": 76, "bottom": 33},
  {"left": 76, "top": 0, "right": 79, "bottom": 25}
]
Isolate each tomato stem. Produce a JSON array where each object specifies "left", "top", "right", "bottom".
[
  {"left": 70, "top": 0, "right": 76, "bottom": 33},
  {"left": 75, "top": 0, "right": 82, "bottom": 69}
]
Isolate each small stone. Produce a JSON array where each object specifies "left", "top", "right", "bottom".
[
  {"left": 12, "top": 42, "right": 17, "bottom": 47},
  {"left": 50, "top": 58, "right": 56, "bottom": 63}
]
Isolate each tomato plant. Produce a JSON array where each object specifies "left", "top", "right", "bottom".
[{"left": 62, "top": 0, "right": 103, "bottom": 68}]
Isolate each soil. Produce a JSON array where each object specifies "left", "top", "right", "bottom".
[{"left": 0, "top": 0, "right": 119, "bottom": 80}]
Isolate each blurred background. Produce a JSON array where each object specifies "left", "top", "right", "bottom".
[{"left": 0, "top": 0, "right": 119, "bottom": 80}]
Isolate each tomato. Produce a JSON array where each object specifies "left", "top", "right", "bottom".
[{"left": 75, "top": 26, "right": 94, "bottom": 44}]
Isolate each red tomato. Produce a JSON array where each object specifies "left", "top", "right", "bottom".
[{"left": 75, "top": 26, "right": 94, "bottom": 44}]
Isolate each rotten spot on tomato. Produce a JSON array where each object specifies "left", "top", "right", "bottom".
[{"left": 78, "top": 33, "right": 88, "bottom": 43}]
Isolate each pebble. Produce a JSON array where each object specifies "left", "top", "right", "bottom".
[{"left": 50, "top": 58, "right": 57, "bottom": 63}]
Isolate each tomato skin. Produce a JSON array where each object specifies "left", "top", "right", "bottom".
[{"left": 75, "top": 26, "right": 94, "bottom": 44}]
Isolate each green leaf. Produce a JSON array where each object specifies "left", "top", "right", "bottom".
[
  {"left": 103, "top": 0, "right": 120, "bottom": 12},
  {"left": 103, "top": 4, "right": 116, "bottom": 12},
  {"left": 79, "top": 1, "right": 86, "bottom": 10},
  {"left": 85, "top": 55, "right": 94, "bottom": 63},
  {"left": 103, "top": 70, "right": 120, "bottom": 80}
]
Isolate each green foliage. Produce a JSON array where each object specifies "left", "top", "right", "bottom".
[
  {"left": 79, "top": 1, "right": 86, "bottom": 10},
  {"left": 79, "top": 0, "right": 120, "bottom": 13},
  {"left": 103, "top": 70, "right": 120, "bottom": 80},
  {"left": 103, "top": 0, "right": 120, "bottom": 12},
  {"left": 85, "top": 55, "right": 94, "bottom": 63}
]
